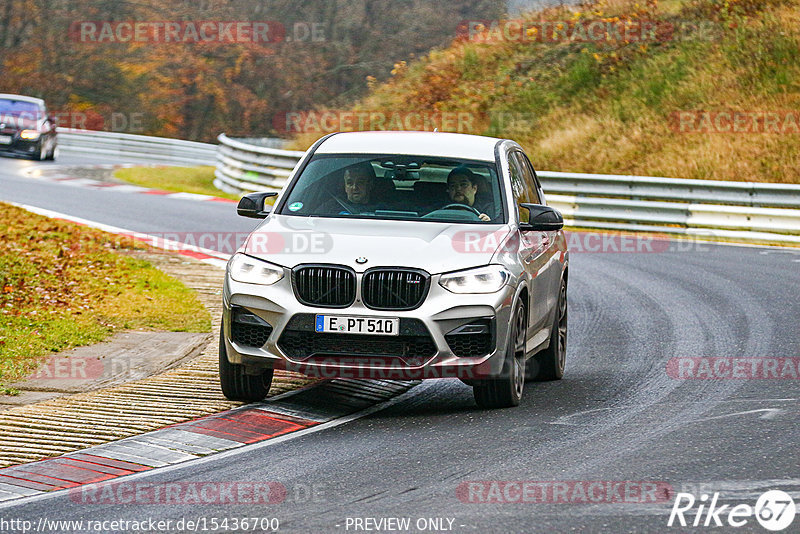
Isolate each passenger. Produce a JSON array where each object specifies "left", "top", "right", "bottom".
[{"left": 445, "top": 166, "right": 493, "bottom": 222}]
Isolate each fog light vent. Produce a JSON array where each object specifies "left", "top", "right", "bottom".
[
  {"left": 231, "top": 306, "right": 273, "bottom": 348},
  {"left": 445, "top": 319, "right": 493, "bottom": 358}
]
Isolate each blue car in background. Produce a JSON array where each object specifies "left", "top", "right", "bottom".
[{"left": 0, "top": 94, "right": 57, "bottom": 160}]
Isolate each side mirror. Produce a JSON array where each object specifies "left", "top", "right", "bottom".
[
  {"left": 519, "top": 203, "right": 564, "bottom": 231},
  {"left": 237, "top": 192, "right": 278, "bottom": 219}
]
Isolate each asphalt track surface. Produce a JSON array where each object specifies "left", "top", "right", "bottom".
[
  {"left": 1, "top": 153, "right": 799, "bottom": 533},
  {"left": 0, "top": 153, "right": 260, "bottom": 236}
]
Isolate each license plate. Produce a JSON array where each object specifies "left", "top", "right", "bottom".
[
  {"left": 0, "top": 135, "right": 11, "bottom": 145},
  {"left": 315, "top": 315, "right": 399, "bottom": 336}
]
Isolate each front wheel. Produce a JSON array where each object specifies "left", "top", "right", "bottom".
[
  {"left": 473, "top": 299, "right": 526, "bottom": 409},
  {"left": 526, "top": 277, "right": 567, "bottom": 381},
  {"left": 31, "top": 142, "right": 46, "bottom": 161},
  {"left": 219, "top": 328, "right": 273, "bottom": 401}
]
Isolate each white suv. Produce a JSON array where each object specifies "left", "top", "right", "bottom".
[{"left": 221, "top": 131, "right": 568, "bottom": 408}]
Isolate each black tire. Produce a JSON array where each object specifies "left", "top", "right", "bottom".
[
  {"left": 31, "top": 142, "right": 45, "bottom": 161},
  {"left": 473, "top": 299, "right": 526, "bottom": 409},
  {"left": 526, "top": 277, "right": 567, "bottom": 381},
  {"left": 219, "top": 327, "right": 273, "bottom": 401}
]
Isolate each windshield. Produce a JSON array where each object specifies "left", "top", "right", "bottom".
[
  {"left": 0, "top": 98, "right": 41, "bottom": 119},
  {"left": 278, "top": 154, "right": 505, "bottom": 224}
]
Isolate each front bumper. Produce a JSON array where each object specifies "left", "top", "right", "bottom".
[
  {"left": 0, "top": 135, "right": 41, "bottom": 157},
  {"left": 223, "top": 270, "right": 517, "bottom": 381}
]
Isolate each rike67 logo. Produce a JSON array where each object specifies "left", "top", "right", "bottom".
[{"left": 668, "top": 490, "right": 796, "bottom": 531}]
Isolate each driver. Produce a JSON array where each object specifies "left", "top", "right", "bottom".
[
  {"left": 445, "top": 166, "right": 493, "bottom": 222},
  {"left": 343, "top": 164, "right": 375, "bottom": 205},
  {"left": 320, "top": 162, "right": 382, "bottom": 214}
]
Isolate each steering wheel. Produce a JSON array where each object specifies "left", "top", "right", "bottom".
[{"left": 439, "top": 203, "right": 482, "bottom": 217}]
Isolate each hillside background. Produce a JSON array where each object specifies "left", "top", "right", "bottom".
[
  {"left": 291, "top": 0, "right": 800, "bottom": 183},
  {"left": 0, "top": 0, "right": 503, "bottom": 141},
  {"left": 2, "top": 0, "right": 798, "bottom": 182}
]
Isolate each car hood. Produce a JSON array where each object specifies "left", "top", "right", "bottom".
[{"left": 242, "top": 214, "right": 512, "bottom": 274}]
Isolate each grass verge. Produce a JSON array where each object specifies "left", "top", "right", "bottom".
[
  {"left": 0, "top": 202, "right": 211, "bottom": 394},
  {"left": 114, "top": 166, "right": 241, "bottom": 200}
]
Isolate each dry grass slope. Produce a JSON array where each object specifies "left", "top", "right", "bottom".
[{"left": 290, "top": 0, "right": 800, "bottom": 183}]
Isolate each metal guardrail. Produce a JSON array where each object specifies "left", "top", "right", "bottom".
[
  {"left": 58, "top": 130, "right": 217, "bottom": 166},
  {"left": 213, "top": 133, "right": 305, "bottom": 194},
  {"left": 537, "top": 171, "right": 800, "bottom": 208},
  {"left": 212, "top": 135, "right": 800, "bottom": 244},
  {"left": 51, "top": 132, "right": 800, "bottom": 244},
  {"left": 538, "top": 172, "right": 800, "bottom": 244}
]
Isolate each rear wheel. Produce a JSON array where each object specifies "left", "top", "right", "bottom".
[
  {"left": 526, "top": 278, "right": 567, "bottom": 381},
  {"left": 219, "top": 326, "right": 273, "bottom": 401},
  {"left": 473, "top": 299, "right": 526, "bottom": 409}
]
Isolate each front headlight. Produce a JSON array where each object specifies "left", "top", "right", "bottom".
[
  {"left": 20, "top": 130, "right": 41, "bottom": 140},
  {"left": 228, "top": 253, "right": 284, "bottom": 285},
  {"left": 439, "top": 265, "right": 510, "bottom": 294}
]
